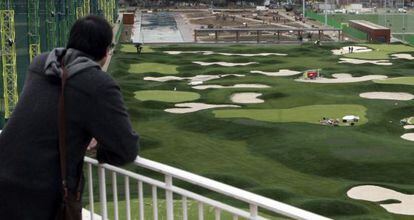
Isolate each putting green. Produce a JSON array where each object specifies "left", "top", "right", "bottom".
[
  {"left": 129, "top": 63, "right": 179, "bottom": 74},
  {"left": 213, "top": 104, "right": 368, "bottom": 125},
  {"left": 119, "top": 44, "right": 154, "bottom": 53},
  {"left": 374, "top": 77, "right": 414, "bottom": 86},
  {"left": 134, "top": 90, "right": 200, "bottom": 103},
  {"left": 344, "top": 44, "right": 414, "bottom": 60}
]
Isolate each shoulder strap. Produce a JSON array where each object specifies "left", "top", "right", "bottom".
[
  {"left": 58, "top": 60, "right": 69, "bottom": 199},
  {"left": 58, "top": 60, "right": 83, "bottom": 201}
]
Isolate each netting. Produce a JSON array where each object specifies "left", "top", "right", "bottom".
[
  {"left": 306, "top": 10, "right": 367, "bottom": 40},
  {"left": 308, "top": 11, "right": 414, "bottom": 44}
]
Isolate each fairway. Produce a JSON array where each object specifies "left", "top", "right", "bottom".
[
  {"left": 213, "top": 104, "right": 368, "bottom": 125},
  {"left": 108, "top": 43, "right": 414, "bottom": 220},
  {"left": 343, "top": 44, "right": 414, "bottom": 59},
  {"left": 120, "top": 44, "right": 155, "bottom": 53},
  {"left": 374, "top": 77, "right": 414, "bottom": 86},
  {"left": 129, "top": 63, "right": 179, "bottom": 74},
  {"left": 134, "top": 90, "right": 200, "bottom": 103}
]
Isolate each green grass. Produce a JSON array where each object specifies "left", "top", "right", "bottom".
[
  {"left": 374, "top": 77, "right": 414, "bottom": 86},
  {"left": 120, "top": 44, "right": 155, "bottom": 53},
  {"left": 344, "top": 44, "right": 414, "bottom": 60},
  {"left": 106, "top": 43, "right": 414, "bottom": 220},
  {"left": 134, "top": 90, "right": 200, "bottom": 103},
  {"left": 129, "top": 63, "right": 179, "bottom": 75},
  {"left": 213, "top": 104, "right": 367, "bottom": 125}
]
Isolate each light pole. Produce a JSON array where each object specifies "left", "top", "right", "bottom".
[
  {"left": 325, "top": 0, "right": 328, "bottom": 26},
  {"left": 303, "top": 0, "right": 305, "bottom": 18}
]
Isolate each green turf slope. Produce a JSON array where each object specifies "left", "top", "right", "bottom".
[
  {"left": 105, "top": 43, "right": 414, "bottom": 220},
  {"left": 134, "top": 90, "right": 200, "bottom": 103},
  {"left": 213, "top": 104, "right": 368, "bottom": 125}
]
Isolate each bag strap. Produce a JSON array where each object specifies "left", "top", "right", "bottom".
[
  {"left": 58, "top": 59, "right": 83, "bottom": 201},
  {"left": 58, "top": 59, "right": 69, "bottom": 199}
]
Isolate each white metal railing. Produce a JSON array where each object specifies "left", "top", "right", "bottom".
[{"left": 84, "top": 156, "right": 331, "bottom": 220}]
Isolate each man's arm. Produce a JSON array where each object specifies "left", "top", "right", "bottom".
[{"left": 87, "top": 76, "right": 139, "bottom": 166}]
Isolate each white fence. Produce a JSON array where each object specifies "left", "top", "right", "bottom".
[{"left": 84, "top": 156, "right": 331, "bottom": 220}]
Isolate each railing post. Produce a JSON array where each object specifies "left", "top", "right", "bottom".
[
  {"left": 98, "top": 166, "right": 108, "bottom": 220},
  {"left": 112, "top": 172, "right": 119, "bottom": 220},
  {"left": 165, "top": 175, "right": 174, "bottom": 220},
  {"left": 125, "top": 176, "right": 131, "bottom": 220},
  {"left": 138, "top": 181, "right": 144, "bottom": 220},
  {"left": 215, "top": 208, "right": 221, "bottom": 220},
  {"left": 87, "top": 164, "right": 94, "bottom": 220},
  {"left": 198, "top": 202, "right": 204, "bottom": 220},
  {"left": 249, "top": 204, "right": 258, "bottom": 220},
  {"left": 152, "top": 186, "right": 158, "bottom": 220},
  {"left": 182, "top": 196, "right": 188, "bottom": 220}
]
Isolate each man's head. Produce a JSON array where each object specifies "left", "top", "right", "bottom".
[{"left": 66, "top": 15, "right": 113, "bottom": 63}]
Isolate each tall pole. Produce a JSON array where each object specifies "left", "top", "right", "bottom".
[
  {"left": 324, "top": 0, "right": 328, "bottom": 26},
  {"left": 303, "top": 0, "right": 305, "bottom": 18}
]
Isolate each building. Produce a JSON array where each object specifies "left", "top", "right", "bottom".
[{"left": 349, "top": 20, "right": 391, "bottom": 43}]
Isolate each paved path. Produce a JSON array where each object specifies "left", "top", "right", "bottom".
[{"left": 103, "top": 14, "right": 123, "bottom": 71}]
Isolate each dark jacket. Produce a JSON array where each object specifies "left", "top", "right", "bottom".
[{"left": 0, "top": 48, "right": 139, "bottom": 219}]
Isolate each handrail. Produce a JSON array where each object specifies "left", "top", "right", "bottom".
[
  {"left": 84, "top": 156, "right": 331, "bottom": 220},
  {"left": 134, "top": 156, "right": 331, "bottom": 220},
  {"left": 85, "top": 157, "right": 261, "bottom": 219}
]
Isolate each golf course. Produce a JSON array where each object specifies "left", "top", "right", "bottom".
[{"left": 106, "top": 42, "right": 414, "bottom": 219}]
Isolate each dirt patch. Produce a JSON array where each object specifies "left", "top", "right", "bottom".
[
  {"left": 231, "top": 92, "right": 264, "bottom": 104},
  {"left": 359, "top": 92, "right": 414, "bottom": 101},
  {"left": 347, "top": 185, "right": 414, "bottom": 215},
  {"left": 165, "top": 103, "right": 240, "bottom": 114},
  {"left": 339, "top": 58, "right": 392, "bottom": 66},
  {"left": 251, "top": 69, "right": 301, "bottom": 76},
  {"left": 193, "top": 61, "right": 258, "bottom": 67},
  {"left": 165, "top": 51, "right": 287, "bottom": 56},
  {"left": 144, "top": 74, "right": 244, "bottom": 84},
  {"left": 193, "top": 84, "right": 270, "bottom": 90},
  {"left": 296, "top": 73, "right": 387, "bottom": 84},
  {"left": 401, "top": 133, "right": 414, "bottom": 141},
  {"left": 332, "top": 46, "right": 372, "bottom": 55},
  {"left": 391, "top": 53, "right": 414, "bottom": 60}
]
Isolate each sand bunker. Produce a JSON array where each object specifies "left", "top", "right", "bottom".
[
  {"left": 391, "top": 53, "right": 414, "bottom": 60},
  {"left": 165, "top": 103, "right": 240, "bottom": 114},
  {"left": 193, "top": 61, "right": 258, "bottom": 67},
  {"left": 401, "top": 133, "right": 414, "bottom": 141},
  {"left": 193, "top": 84, "right": 270, "bottom": 90},
  {"left": 359, "top": 92, "right": 414, "bottom": 101},
  {"left": 165, "top": 51, "right": 287, "bottom": 57},
  {"left": 296, "top": 73, "right": 387, "bottom": 84},
  {"left": 144, "top": 74, "right": 244, "bottom": 84},
  {"left": 250, "top": 69, "right": 301, "bottom": 77},
  {"left": 404, "top": 125, "right": 414, "bottom": 130},
  {"left": 347, "top": 185, "right": 414, "bottom": 215},
  {"left": 144, "top": 76, "right": 183, "bottom": 82},
  {"left": 231, "top": 93, "right": 264, "bottom": 104},
  {"left": 332, "top": 46, "right": 372, "bottom": 55},
  {"left": 339, "top": 58, "right": 392, "bottom": 66}
]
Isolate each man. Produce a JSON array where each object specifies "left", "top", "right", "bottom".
[{"left": 0, "top": 15, "right": 139, "bottom": 219}]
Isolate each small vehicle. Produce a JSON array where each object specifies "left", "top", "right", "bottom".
[{"left": 397, "top": 8, "right": 407, "bottom": 13}]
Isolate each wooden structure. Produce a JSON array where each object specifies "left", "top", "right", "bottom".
[
  {"left": 123, "top": 13, "right": 134, "bottom": 25},
  {"left": 194, "top": 28, "right": 342, "bottom": 43},
  {"left": 349, "top": 20, "right": 391, "bottom": 43}
]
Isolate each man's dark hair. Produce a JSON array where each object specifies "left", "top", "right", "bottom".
[{"left": 66, "top": 15, "right": 113, "bottom": 61}]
